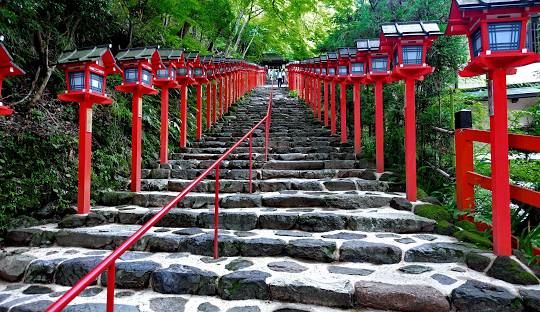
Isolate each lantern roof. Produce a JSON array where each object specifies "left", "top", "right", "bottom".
[
  {"left": 381, "top": 21, "right": 442, "bottom": 37},
  {"left": 0, "top": 36, "right": 25, "bottom": 77},
  {"left": 313, "top": 57, "right": 320, "bottom": 63},
  {"left": 201, "top": 55, "right": 213, "bottom": 64},
  {"left": 116, "top": 46, "right": 159, "bottom": 61},
  {"left": 356, "top": 39, "right": 381, "bottom": 51},
  {"left": 157, "top": 48, "right": 183, "bottom": 61},
  {"left": 320, "top": 54, "right": 328, "bottom": 62},
  {"left": 338, "top": 48, "right": 350, "bottom": 58},
  {"left": 327, "top": 52, "right": 338, "bottom": 60},
  {"left": 455, "top": 0, "right": 539, "bottom": 9},
  {"left": 57, "top": 44, "right": 119, "bottom": 74}
]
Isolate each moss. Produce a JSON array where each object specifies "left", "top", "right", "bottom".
[
  {"left": 435, "top": 220, "right": 458, "bottom": 236},
  {"left": 417, "top": 188, "right": 429, "bottom": 200},
  {"left": 415, "top": 204, "right": 452, "bottom": 223},
  {"left": 454, "top": 230, "right": 492, "bottom": 249},
  {"left": 487, "top": 256, "right": 539, "bottom": 285},
  {"left": 456, "top": 220, "right": 477, "bottom": 232}
]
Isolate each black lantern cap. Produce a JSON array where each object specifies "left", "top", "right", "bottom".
[
  {"left": 320, "top": 55, "right": 328, "bottom": 62},
  {"left": 157, "top": 48, "right": 183, "bottom": 61},
  {"left": 327, "top": 52, "right": 338, "bottom": 60},
  {"left": 185, "top": 52, "right": 200, "bottom": 61},
  {"left": 381, "top": 21, "right": 442, "bottom": 37},
  {"left": 116, "top": 46, "right": 160, "bottom": 61},
  {"left": 455, "top": 0, "right": 539, "bottom": 9},
  {"left": 338, "top": 48, "right": 351, "bottom": 58},
  {"left": 356, "top": 39, "right": 381, "bottom": 51},
  {"left": 57, "top": 44, "right": 114, "bottom": 65}
]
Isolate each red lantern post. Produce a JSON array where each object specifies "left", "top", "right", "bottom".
[
  {"left": 336, "top": 48, "right": 353, "bottom": 144},
  {"left": 174, "top": 52, "right": 195, "bottom": 149},
  {"left": 0, "top": 38, "right": 25, "bottom": 116},
  {"left": 319, "top": 55, "right": 329, "bottom": 127},
  {"left": 187, "top": 52, "right": 207, "bottom": 141},
  {"left": 365, "top": 39, "right": 392, "bottom": 173},
  {"left": 57, "top": 45, "right": 121, "bottom": 214},
  {"left": 154, "top": 49, "right": 182, "bottom": 165},
  {"left": 327, "top": 52, "right": 339, "bottom": 135},
  {"left": 446, "top": 0, "right": 540, "bottom": 256},
  {"left": 381, "top": 21, "right": 442, "bottom": 202},
  {"left": 205, "top": 56, "right": 215, "bottom": 130},
  {"left": 115, "top": 47, "right": 161, "bottom": 192}
]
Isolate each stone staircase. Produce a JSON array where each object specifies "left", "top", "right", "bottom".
[{"left": 1, "top": 86, "right": 540, "bottom": 312}]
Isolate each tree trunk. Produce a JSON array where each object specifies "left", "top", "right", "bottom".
[{"left": 242, "top": 34, "right": 256, "bottom": 58}]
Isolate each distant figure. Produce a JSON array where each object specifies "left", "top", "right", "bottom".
[{"left": 277, "top": 70, "right": 284, "bottom": 88}]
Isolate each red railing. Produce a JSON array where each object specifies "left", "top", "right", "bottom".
[
  {"left": 455, "top": 124, "right": 540, "bottom": 254},
  {"left": 47, "top": 87, "right": 273, "bottom": 312}
]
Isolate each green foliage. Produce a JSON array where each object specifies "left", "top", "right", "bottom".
[{"left": 414, "top": 204, "right": 452, "bottom": 223}]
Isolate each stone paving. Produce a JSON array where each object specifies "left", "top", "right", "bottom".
[{"left": 2, "top": 86, "right": 540, "bottom": 311}]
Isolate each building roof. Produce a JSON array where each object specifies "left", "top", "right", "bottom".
[
  {"left": 381, "top": 21, "right": 442, "bottom": 37},
  {"left": 464, "top": 86, "right": 540, "bottom": 99},
  {"left": 57, "top": 45, "right": 113, "bottom": 65},
  {"left": 455, "top": 0, "right": 540, "bottom": 9},
  {"left": 185, "top": 52, "right": 199, "bottom": 61}
]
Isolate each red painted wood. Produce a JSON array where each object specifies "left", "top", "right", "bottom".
[
  {"left": 353, "top": 82, "right": 361, "bottom": 155},
  {"left": 405, "top": 79, "right": 417, "bottom": 202},
  {"left": 490, "top": 69, "right": 512, "bottom": 256},
  {"left": 331, "top": 82, "right": 336, "bottom": 135},
  {"left": 180, "top": 85, "right": 188, "bottom": 148},
  {"left": 324, "top": 81, "right": 329, "bottom": 127},
  {"left": 77, "top": 100, "right": 93, "bottom": 214},
  {"left": 159, "top": 88, "right": 169, "bottom": 165},
  {"left": 130, "top": 93, "right": 143, "bottom": 192},
  {"left": 196, "top": 84, "right": 203, "bottom": 141},
  {"left": 340, "top": 82, "right": 347, "bottom": 144},
  {"left": 375, "top": 80, "right": 384, "bottom": 173}
]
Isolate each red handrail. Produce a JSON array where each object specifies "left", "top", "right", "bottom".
[{"left": 47, "top": 87, "right": 273, "bottom": 312}]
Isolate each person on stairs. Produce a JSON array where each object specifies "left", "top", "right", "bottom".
[{"left": 277, "top": 69, "right": 284, "bottom": 88}]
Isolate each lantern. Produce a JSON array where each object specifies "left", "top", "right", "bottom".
[
  {"left": 115, "top": 47, "right": 161, "bottom": 193},
  {"left": 380, "top": 21, "right": 441, "bottom": 203},
  {"left": 446, "top": 0, "right": 540, "bottom": 257},
  {"left": 154, "top": 49, "right": 182, "bottom": 165},
  {"left": 362, "top": 38, "right": 392, "bottom": 174},
  {"left": 202, "top": 55, "right": 214, "bottom": 131},
  {"left": 0, "top": 36, "right": 25, "bottom": 116},
  {"left": 57, "top": 45, "right": 121, "bottom": 214}
]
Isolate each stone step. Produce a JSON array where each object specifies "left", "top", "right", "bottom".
[
  {"left": 141, "top": 178, "right": 388, "bottom": 193},
  {"left": 99, "top": 190, "right": 397, "bottom": 209},
  {"left": 4, "top": 246, "right": 523, "bottom": 311},
  {"left": 0, "top": 276, "right": 359, "bottom": 311},
  {"left": 142, "top": 168, "right": 379, "bottom": 181},
  {"left": 169, "top": 152, "right": 357, "bottom": 161},
  {"left": 189, "top": 141, "right": 349, "bottom": 149},
  {"left": 153, "top": 160, "right": 362, "bottom": 172},
  {"left": 182, "top": 146, "right": 355, "bottom": 154},
  {"left": 7, "top": 224, "right": 476, "bottom": 266},
  {"left": 61, "top": 206, "right": 434, "bottom": 234}
]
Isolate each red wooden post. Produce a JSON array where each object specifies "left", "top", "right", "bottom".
[
  {"left": 331, "top": 82, "right": 337, "bottom": 135},
  {"left": 180, "top": 85, "right": 188, "bottom": 148},
  {"left": 353, "top": 82, "right": 361, "bottom": 155},
  {"left": 159, "top": 87, "right": 169, "bottom": 164},
  {"left": 196, "top": 84, "right": 203, "bottom": 140},
  {"left": 316, "top": 79, "right": 321, "bottom": 120},
  {"left": 324, "top": 80, "right": 329, "bottom": 127},
  {"left": 106, "top": 263, "right": 116, "bottom": 311},
  {"left": 340, "top": 82, "right": 347, "bottom": 143},
  {"left": 214, "top": 165, "right": 220, "bottom": 259},
  {"left": 219, "top": 78, "right": 224, "bottom": 117},
  {"left": 375, "top": 80, "right": 384, "bottom": 173},
  {"left": 454, "top": 110, "right": 475, "bottom": 216},
  {"left": 131, "top": 93, "right": 143, "bottom": 192},
  {"left": 404, "top": 79, "right": 417, "bottom": 201},
  {"left": 206, "top": 83, "right": 211, "bottom": 130},
  {"left": 77, "top": 100, "right": 93, "bottom": 214},
  {"left": 490, "top": 69, "right": 512, "bottom": 256},
  {"left": 213, "top": 81, "right": 217, "bottom": 124}
]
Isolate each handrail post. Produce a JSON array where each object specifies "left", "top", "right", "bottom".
[
  {"left": 106, "top": 262, "right": 116, "bottom": 311},
  {"left": 214, "top": 165, "right": 220, "bottom": 259},
  {"left": 249, "top": 133, "right": 253, "bottom": 193},
  {"left": 455, "top": 110, "right": 475, "bottom": 221}
]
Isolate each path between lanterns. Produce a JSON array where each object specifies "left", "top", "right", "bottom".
[{"left": 1, "top": 86, "right": 539, "bottom": 311}]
